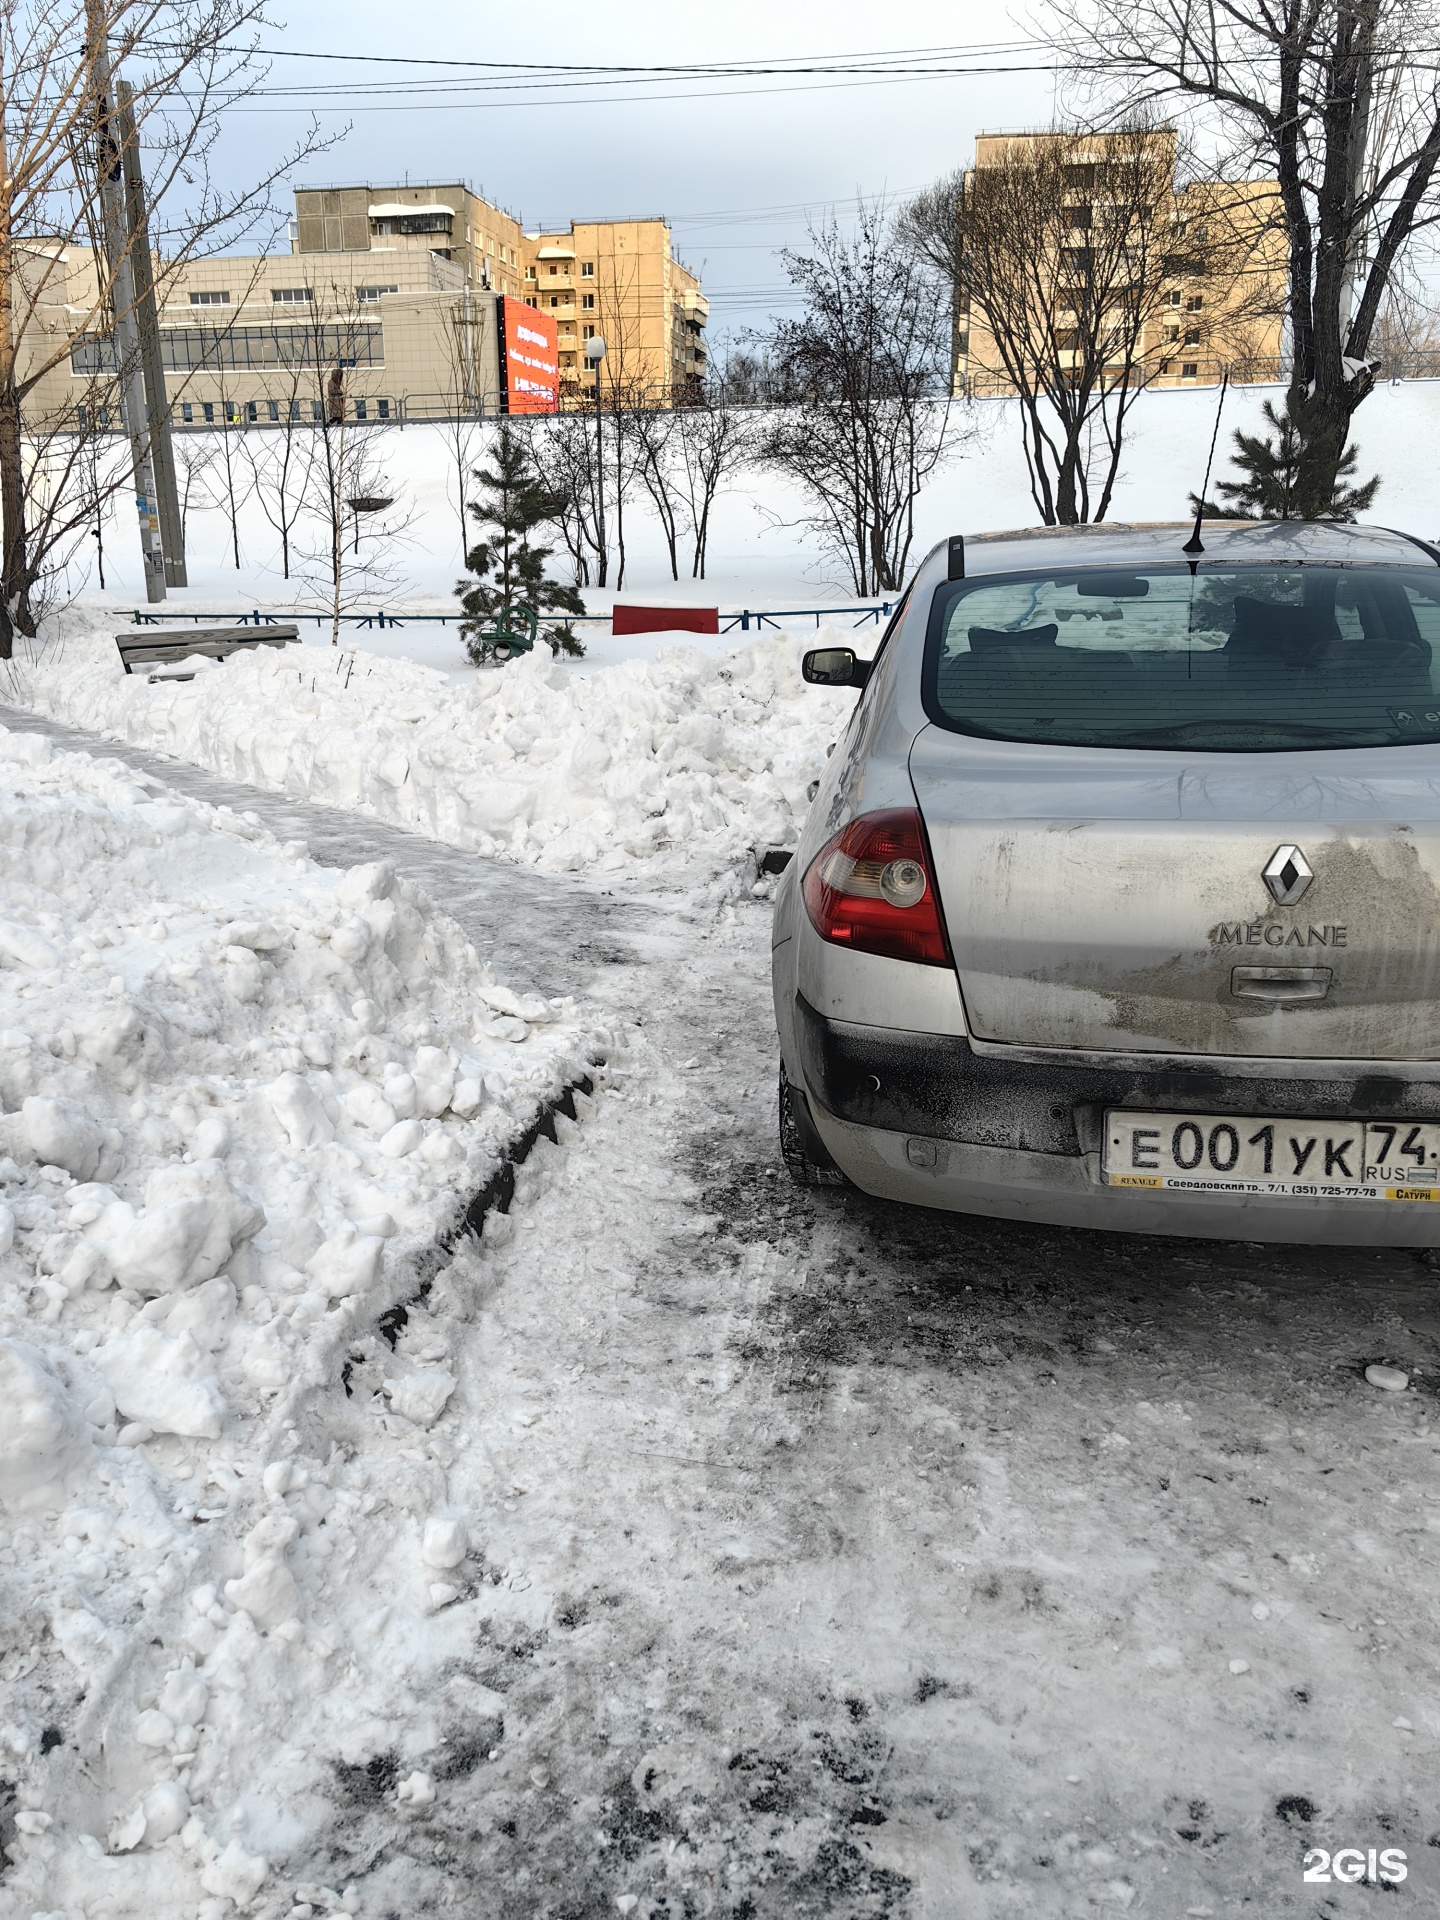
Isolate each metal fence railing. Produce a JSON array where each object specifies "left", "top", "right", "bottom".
[
  {"left": 119, "top": 603, "right": 898, "bottom": 633},
  {"left": 958, "top": 348, "right": 1440, "bottom": 398}
]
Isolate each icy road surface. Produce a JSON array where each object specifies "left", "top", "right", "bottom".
[{"left": 6, "top": 707, "right": 1440, "bottom": 1918}]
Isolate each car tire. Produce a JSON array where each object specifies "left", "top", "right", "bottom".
[{"left": 779, "top": 1062, "right": 847, "bottom": 1187}]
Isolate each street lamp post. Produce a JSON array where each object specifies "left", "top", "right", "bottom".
[{"left": 585, "top": 334, "right": 607, "bottom": 586}]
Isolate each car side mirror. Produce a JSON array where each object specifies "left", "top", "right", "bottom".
[{"left": 803, "top": 647, "right": 872, "bottom": 689}]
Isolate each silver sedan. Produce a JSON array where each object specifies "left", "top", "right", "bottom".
[{"left": 773, "top": 519, "right": 1440, "bottom": 1243}]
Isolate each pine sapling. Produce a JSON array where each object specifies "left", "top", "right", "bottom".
[
  {"left": 455, "top": 427, "right": 586, "bottom": 663},
  {"left": 1190, "top": 401, "right": 1379, "bottom": 522}
]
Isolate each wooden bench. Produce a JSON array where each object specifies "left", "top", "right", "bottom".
[{"left": 115, "top": 625, "right": 300, "bottom": 680}]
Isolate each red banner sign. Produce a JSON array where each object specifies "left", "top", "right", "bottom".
[{"left": 498, "top": 296, "right": 559, "bottom": 414}]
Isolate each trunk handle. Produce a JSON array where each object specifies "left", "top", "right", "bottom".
[{"left": 1230, "top": 965, "right": 1333, "bottom": 1003}]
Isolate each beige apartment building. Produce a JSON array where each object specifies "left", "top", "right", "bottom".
[
  {"left": 521, "top": 216, "right": 708, "bottom": 399},
  {"left": 22, "top": 182, "right": 708, "bottom": 430},
  {"left": 292, "top": 182, "right": 529, "bottom": 301},
  {"left": 954, "top": 131, "right": 1285, "bottom": 396}
]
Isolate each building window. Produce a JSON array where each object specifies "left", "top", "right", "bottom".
[
  {"left": 1159, "top": 359, "right": 1172, "bottom": 374},
  {"left": 582, "top": 293, "right": 595, "bottom": 310},
  {"left": 1166, "top": 325, "right": 1180, "bottom": 342},
  {"left": 356, "top": 285, "right": 398, "bottom": 303},
  {"left": 524, "top": 266, "right": 536, "bottom": 281},
  {"left": 74, "top": 320, "right": 383, "bottom": 377},
  {"left": 1184, "top": 328, "right": 1200, "bottom": 345},
  {"left": 378, "top": 398, "right": 390, "bottom": 419},
  {"left": 371, "top": 213, "right": 451, "bottom": 236},
  {"left": 582, "top": 324, "right": 595, "bottom": 340},
  {"left": 1185, "top": 294, "right": 1204, "bottom": 311},
  {"left": 202, "top": 401, "right": 215, "bottom": 423},
  {"left": 181, "top": 402, "right": 193, "bottom": 422},
  {"left": 581, "top": 262, "right": 594, "bottom": 278},
  {"left": 1181, "top": 362, "right": 1198, "bottom": 379},
  {"left": 1166, "top": 289, "right": 1181, "bottom": 306},
  {"left": 267, "top": 399, "right": 279, "bottom": 422},
  {"left": 547, "top": 264, "right": 559, "bottom": 276},
  {"left": 189, "top": 290, "right": 230, "bottom": 306},
  {"left": 246, "top": 400, "right": 258, "bottom": 422},
  {"left": 272, "top": 287, "right": 314, "bottom": 304}
]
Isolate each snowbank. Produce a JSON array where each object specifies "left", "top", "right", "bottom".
[
  {"left": 0, "top": 725, "right": 599, "bottom": 1912},
  {"left": 9, "top": 614, "right": 855, "bottom": 893}
]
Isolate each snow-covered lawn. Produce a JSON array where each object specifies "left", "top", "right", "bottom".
[
  {"left": 0, "top": 723, "right": 598, "bottom": 1913},
  {"left": 9, "top": 620, "right": 853, "bottom": 896}
]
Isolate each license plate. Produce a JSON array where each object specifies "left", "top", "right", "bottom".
[{"left": 1104, "top": 1110, "right": 1440, "bottom": 1201}]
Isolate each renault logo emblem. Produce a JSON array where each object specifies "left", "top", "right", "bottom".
[{"left": 1262, "top": 844, "right": 1314, "bottom": 906}]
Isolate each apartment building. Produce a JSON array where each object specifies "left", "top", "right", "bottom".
[
  {"left": 292, "top": 182, "right": 529, "bottom": 300},
  {"left": 522, "top": 216, "right": 708, "bottom": 399},
  {"left": 23, "top": 183, "right": 708, "bottom": 430},
  {"left": 954, "top": 131, "right": 1285, "bottom": 396},
  {"left": 295, "top": 186, "right": 708, "bottom": 400}
]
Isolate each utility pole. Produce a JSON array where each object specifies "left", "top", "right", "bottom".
[
  {"left": 115, "top": 79, "right": 185, "bottom": 584},
  {"left": 585, "top": 333, "right": 607, "bottom": 586},
  {"left": 85, "top": 2, "right": 166, "bottom": 601}
]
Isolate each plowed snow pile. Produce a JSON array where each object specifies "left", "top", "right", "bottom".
[
  {"left": 11, "top": 616, "right": 855, "bottom": 892},
  {"left": 0, "top": 725, "right": 598, "bottom": 1912}
]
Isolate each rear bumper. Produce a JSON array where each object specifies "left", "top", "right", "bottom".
[{"left": 793, "top": 994, "right": 1440, "bottom": 1243}]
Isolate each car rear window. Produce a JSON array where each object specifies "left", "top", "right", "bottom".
[{"left": 922, "top": 563, "right": 1440, "bottom": 751}]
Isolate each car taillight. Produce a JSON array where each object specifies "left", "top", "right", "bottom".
[{"left": 802, "top": 808, "right": 952, "bottom": 967}]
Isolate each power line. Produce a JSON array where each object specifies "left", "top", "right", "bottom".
[
  {"left": 214, "top": 69, "right": 1060, "bottom": 114},
  {"left": 250, "top": 37, "right": 1045, "bottom": 75}
]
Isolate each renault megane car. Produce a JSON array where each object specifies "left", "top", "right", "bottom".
[{"left": 772, "top": 519, "right": 1440, "bottom": 1243}]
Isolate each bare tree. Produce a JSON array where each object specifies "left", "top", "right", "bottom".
[
  {"left": 210, "top": 394, "right": 253, "bottom": 568},
  {"left": 910, "top": 126, "right": 1264, "bottom": 525},
  {"left": 238, "top": 364, "right": 313, "bottom": 579},
  {"left": 435, "top": 293, "right": 489, "bottom": 560},
  {"left": 293, "top": 283, "right": 411, "bottom": 642},
  {"left": 629, "top": 399, "right": 688, "bottom": 581},
  {"left": 175, "top": 431, "right": 217, "bottom": 549},
  {"left": 522, "top": 409, "right": 604, "bottom": 587},
  {"left": 756, "top": 204, "right": 958, "bottom": 595},
  {"left": 669, "top": 365, "right": 751, "bottom": 579},
  {"left": 1054, "top": 0, "right": 1440, "bottom": 515},
  {"left": 0, "top": 0, "right": 331, "bottom": 655}
]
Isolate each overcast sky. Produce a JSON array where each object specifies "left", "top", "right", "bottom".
[{"left": 212, "top": 0, "right": 1062, "bottom": 341}]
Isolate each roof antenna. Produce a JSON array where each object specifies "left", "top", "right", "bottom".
[{"left": 1183, "top": 370, "right": 1230, "bottom": 556}]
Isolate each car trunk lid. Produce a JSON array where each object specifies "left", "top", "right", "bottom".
[{"left": 910, "top": 729, "right": 1440, "bottom": 1058}]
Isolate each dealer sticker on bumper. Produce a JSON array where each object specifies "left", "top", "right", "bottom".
[{"left": 1104, "top": 1110, "right": 1440, "bottom": 1201}]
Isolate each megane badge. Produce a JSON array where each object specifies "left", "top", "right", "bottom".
[{"left": 1262, "top": 844, "right": 1314, "bottom": 906}]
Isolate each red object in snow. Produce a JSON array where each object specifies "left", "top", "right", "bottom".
[{"left": 611, "top": 604, "right": 720, "bottom": 636}]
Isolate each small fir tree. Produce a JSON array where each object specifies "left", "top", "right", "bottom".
[
  {"left": 455, "top": 428, "right": 586, "bottom": 663},
  {"left": 1190, "top": 401, "right": 1379, "bottom": 522}
]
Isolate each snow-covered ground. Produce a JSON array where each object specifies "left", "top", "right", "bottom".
[
  {"left": 0, "top": 722, "right": 600, "bottom": 1914},
  {"left": 2, "top": 704, "right": 1437, "bottom": 1920},
  {"left": 7, "top": 620, "right": 854, "bottom": 897},
  {"left": 33, "top": 381, "right": 1440, "bottom": 627}
]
